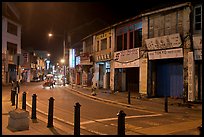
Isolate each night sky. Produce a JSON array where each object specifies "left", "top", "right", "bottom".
[{"left": 14, "top": 1, "right": 180, "bottom": 64}]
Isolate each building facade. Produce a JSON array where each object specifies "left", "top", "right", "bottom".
[
  {"left": 2, "top": 2, "right": 21, "bottom": 85},
  {"left": 75, "top": 2, "right": 202, "bottom": 102},
  {"left": 92, "top": 28, "right": 115, "bottom": 89},
  {"left": 142, "top": 2, "right": 202, "bottom": 102},
  {"left": 113, "top": 16, "right": 148, "bottom": 95},
  {"left": 191, "top": 3, "right": 202, "bottom": 102}
]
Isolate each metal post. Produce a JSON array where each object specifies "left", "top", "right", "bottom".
[
  {"left": 22, "top": 92, "right": 26, "bottom": 110},
  {"left": 165, "top": 96, "right": 168, "bottom": 113},
  {"left": 117, "top": 110, "right": 126, "bottom": 135},
  {"left": 74, "top": 102, "right": 81, "bottom": 135},
  {"left": 15, "top": 92, "right": 18, "bottom": 109},
  {"left": 11, "top": 89, "right": 16, "bottom": 106},
  {"left": 47, "top": 97, "right": 54, "bottom": 128},
  {"left": 63, "top": 65, "right": 65, "bottom": 86},
  {"left": 198, "top": 124, "right": 202, "bottom": 135},
  {"left": 31, "top": 94, "right": 37, "bottom": 119}
]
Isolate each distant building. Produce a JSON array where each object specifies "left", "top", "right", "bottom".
[{"left": 2, "top": 2, "right": 22, "bottom": 85}]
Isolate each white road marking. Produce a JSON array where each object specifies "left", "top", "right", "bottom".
[{"left": 80, "top": 113, "right": 163, "bottom": 125}]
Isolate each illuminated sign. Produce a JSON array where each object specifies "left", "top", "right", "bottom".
[{"left": 69, "top": 49, "right": 75, "bottom": 68}]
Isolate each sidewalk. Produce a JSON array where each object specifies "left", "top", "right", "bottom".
[
  {"left": 2, "top": 85, "right": 72, "bottom": 135},
  {"left": 68, "top": 84, "right": 202, "bottom": 113}
]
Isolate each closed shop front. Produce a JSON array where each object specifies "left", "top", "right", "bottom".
[{"left": 155, "top": 59, "right": 183, "bottom": 97}]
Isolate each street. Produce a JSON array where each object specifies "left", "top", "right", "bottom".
[{"left": 2, "top": 82, "right": 202, "bottom": 135}]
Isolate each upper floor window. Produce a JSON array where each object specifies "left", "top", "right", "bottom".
[
  {"left": 109, "top": 36, "right": 111, "bottom": 49},
  {"left": 116, "top": 35, "right": 123, "bottom": 51},
  {"left": 96, "top": 41, "right": 99, "bottom": 52},
  {"left": 134, "top": 28, "right": 142, "bottom": 48},
  {"left": 101, "top": 38, "right": 107, "bottom": 50},
  {"left": 194, "top": 5, "right": 202, "bottom": 32},
  {"left": 7, "top": 42, "right": 17, "bottom": 55},
  {"left": 7, "top": 22, "right": 18, "bottom": 36}
]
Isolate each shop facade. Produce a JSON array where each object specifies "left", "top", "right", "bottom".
[
  {"left": 142, "top": 3, "right": 192, "bottom": 100},
  {"left": 92, "top": 29, "right": 114, "bottom": 89}
]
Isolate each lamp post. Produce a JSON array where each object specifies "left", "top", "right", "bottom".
[
  {"left": 48, "top": 32, "right": 66, "bottom": 59},
  {"left": 48, "top": 32, "right": 71, "bottom": 85},
  {"left": 60, "top": 58, "right": 65, "bottom": 86}
]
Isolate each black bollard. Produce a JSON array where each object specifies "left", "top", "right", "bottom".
[
  {"left": 165, "top": 96, "right": 168, "bottom": 113},
  {"left": 117, "top": 110, "right": 126, "bottom": 135},
  {"left": 15, "top": 93, "right": 18, "bottom": 109},
  {"left": 22, "top": 92, "right": 26, "bottom": 110},
  {"left": 11, "top": 89, "right": 16, "bottom": 106},
  {"left": 47, "top": 97, "right": 54, "bottom": 128},
  {"left": 74, "top": 102, "right": 81, "bottom": 135},
  {"left": 198, "top": 124, "right": 202, "bottom": 135},
  {"left": 31, "top": 94, "right": 37, "bottom": 119}
]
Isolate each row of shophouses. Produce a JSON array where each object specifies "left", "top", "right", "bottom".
[
  {"left": 2, "top": 2, "right": 51, "bottom": 85},
  {"left": 68, "top": 2, "right": 202, "bottom": 102}
]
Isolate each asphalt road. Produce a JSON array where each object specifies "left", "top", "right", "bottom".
[{"left": 4, "top": 82, "right": 201, "bottom": 135}]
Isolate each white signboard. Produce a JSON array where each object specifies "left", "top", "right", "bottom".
[
  {"left": 193, "top": 36, "right": 202, "bottom": 49},
  {"left": 194, "top": 50, "right": 202, "bottom": 60},
  {"left": 114, "top": 48, "right": 140, "bottom": 63},
  {"left": 114, "top": 60, "right": 139, "bottom": 68},
  {"left": 145, "top": 33, "right": 182, "bottom": 50},
  {"left": 188, "top": 52, "right": 195, "bottom": 101},
  {"left": 148, "top": 48, "right": 183, "bottom": 60}
]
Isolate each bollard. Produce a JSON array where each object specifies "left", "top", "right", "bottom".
[
  {"left": 47, "top": 97, "right": 54, "bottom": 128},
  {"left": 11, "top": 89, "right": 16, "bottom": 106},
  {"left": 165, "top": 96, "right": 168, "bottom": 113},
  {"left": 74, "top": 102, "right": 81, "bottom": 135},
  {"left": 198, "top": 124, "right": 202, "bottom": 135},
  {"left": 22, "top": 92, "right": 26, "bottom": 110},
  {"left": 31, "top": 94, "right": 37, "bottom": 119},
  {"left": 15, "top": 93, "right": 18, "bottom": 109},
  {"left": 117, "top": 110, "right": 126, "bottom": 135}
]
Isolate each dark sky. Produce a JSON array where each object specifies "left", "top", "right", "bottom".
[{"left": 14, "top": 1, "right": 179, "bottom": 64}]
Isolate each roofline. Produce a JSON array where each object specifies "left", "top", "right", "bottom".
[
  {"left": 141, "top": 2, "right": 191, "bottom": 17},
  {"left": 81, "top": 2, "right": 192, "bottom": 41},
  {"left": 81, "top": 14, "right": 142, "bottom": 41}
]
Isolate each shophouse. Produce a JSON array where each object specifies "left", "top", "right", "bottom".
[
  {"left": 142, "top": 2, "right": 201, "bottom": 102},
  {"left": 92, "top": 27, "right": 115, "bottom": 89},
  {"left": 73, "top": 42, "right": 83, "bottom": 85},
  {"left": 2, "top": 2, "right": 21, "bottom": 85},
  {"left": 113, "top": 15, "right": 148, "bottom": 95},
  {"left": 80, "top": 35, "right": 94, "bottom": 87},
  {"left": 191, "top": 2, "right": 202, "bottom": 102},
  {"left": 20, "top": 49, "right": 31, "bottom": 82}
]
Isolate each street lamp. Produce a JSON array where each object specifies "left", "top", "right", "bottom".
[
  {"left": 48, "top": 32, "right": 70, "bottom": 86},
  {"left": 60, "top": 58, "right": 66, "bottom": 86},
  {"left": 48, "top": 32, "right": 66, "bottom": 59}
]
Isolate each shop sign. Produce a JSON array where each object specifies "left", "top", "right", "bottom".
[
  {"left": 114, "top": 48, "right": 140, "bottom": 63},
  {"left": 114, "top": 59, "right": 139, "bottom": 68},
  {"left": 145, "top": 33, "right": 182, "bottom": 50},
  {"left": 96, "top": 31, "right": 111, "bottom": 40},
  {"left": 96, "top": 53, "right": 111, "bottom": 62},
  {"left": 194, "top": 50, "right": 202, "bottom": 60},
  {"left": 148, "top": 48, "right": 183, "bottom": 60},
  {"left": 188, "top": 52, "right": 195, "bottom": 101}
]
